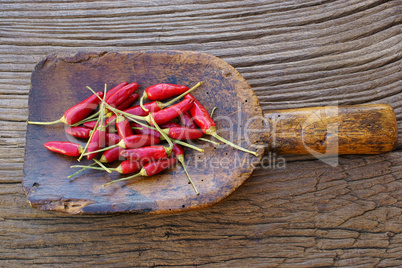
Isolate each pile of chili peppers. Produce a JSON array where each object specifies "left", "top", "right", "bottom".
[{"left": 28, "top": 81, "right": 258, "bottom": 194}]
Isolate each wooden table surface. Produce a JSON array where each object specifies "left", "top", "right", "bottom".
[{"left": 1, "top": 1, "right": 401, "bottom": 267}]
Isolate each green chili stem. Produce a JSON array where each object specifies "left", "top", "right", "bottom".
[
  {"left": 171, "top": 139, "right": 203, "bottom": 152},
  {"left": 139, "top": 94, "right": 148, "bottom": 112},
  {"left": 198, "top": 137, "right": 219, "bottom": 145},
  {"left": 26, "top": 118, "right": 64, "bottom": 125},
  {"left": 148, "top": 114, "right": 173, "bottom": 149},
  {"left": 211, "top": 133, "right": 258, "bottom": 156},
  {"left": 210, "top": 107, "right": 217, "bottom": 118},
  {"left": 93, "top": 158, "right": 111, "bottom": 173},
  {"left": 78, "top": 85, "right": 109, "bottom": 161},
  {"left": 161, "top": 82, "right": 202, "bottom": 108},
  {"left": 102, "top": 169, "right": 147, "bottom": 187},
  {"left": 68, "top": 163, "right": 97, "bottom": 179},
  {"left": 70, "top": 165, "right": 107, "bottom": 171}
]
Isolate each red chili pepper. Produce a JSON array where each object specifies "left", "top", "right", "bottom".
[
  {"left": 172, "top": 143, "right": 184, "bottom": 158},
  {"left": 180, "top": 111, "right": 197, "bottom": 129},
  {"left": 144, "top": 157, "right": 177, "bottom": 176},
  {"left": 105, "top": 82, "right": 128, "bottom": 100},
  {"left": 106, "top": 133, "right": 120, "bottom": 146},
  {"left": 160, "top": 121, "right": 181, "bottom": 128},
  {"left": 116, "top": 93, "right": 140, "bottom": 110},
  {"left": 86, "top": 129, "right": 101, "bottom": 160},
  {"left": 98, "top": 121, "right": 107, "bottom": 149},
  {"left": 116, "top": 115, "right": 133, "bottom": 139},
  {"left": 184, "top": 94, "right": 215, "bottom": 134},
  {"left": 44, "top": 141, "right": 83, "bottom": 157},
  {"left": 65, "top": 126, "right": 91, "bottom": 139},
  {"left": 162, "top": 127, "right": 203, "bottom": 140},
  {"left": 149, "top": 98, "right": 194, "bottom": 126},
  {"left": 139, "top": 82, "right": 201, "bottom": 112},
  {"left": 80, "top": 158, "right": 145, "bottom": 174},
  {"left": 130, "top": 122, "right": 161, "bottom": 139},
  {"left": 100, "top": 147, "right": 123, "bottom": 163},
  {"left": 103, "top": 157, "right": 177, "bottom": 187},
  {"left": 63, "top": 92, "right": 105, "bottom": 125},
  {"left": 83, "top": 120, "right": 97, "bottom": 129},
  {"left": 27, "top": 92, "right": 104, "bottom": 126},
  {"left": 84, "top": 120, "right": 116, "bottom": 133},
  {"left": 106, "top": 82, "right": 139, "bottom": 108},
  {"left": 120, "top": 146, "right": 171, "bottom": 162},
  {"left": 184, "top": 94, "right": 258, "bottom": 156},
  {"left": 120, "top": 134, "right": 160, "bottom": 149},
  {"left": 114, "top": 160, "right": 144, "bottom": 174},
  {"left": 143, "top": 84, "right": 189, "bottom": 101},
  {"left": 82, "top": 134, "right": 161, "bottom": 157}
]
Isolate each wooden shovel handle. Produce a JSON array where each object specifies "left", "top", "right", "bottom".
[{"left": 264, "top": 104, "right": 398, "bottom": 155}]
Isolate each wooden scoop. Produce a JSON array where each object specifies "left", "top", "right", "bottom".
[{"left": 23, "top": 51, "right": 398, "bottom": 214}]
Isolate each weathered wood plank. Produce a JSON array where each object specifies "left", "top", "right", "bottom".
[
  {"left": 0, "top": 152, "right": 401, "bottom": 266},
  {"left": 0, "top": 0, "right": 401, "bottom": 266}
]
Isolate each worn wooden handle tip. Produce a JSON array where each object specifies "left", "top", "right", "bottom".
[{"left": 264, "top": 104, "right": 398, "bottom": 155}]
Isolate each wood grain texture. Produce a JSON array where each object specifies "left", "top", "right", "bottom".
[
  {"left": 265, "top": 104, "right": 398, "bottom": 155},
  {"left": 23, "top": 50, "right": 263, "bottom": 214},
  {"left": 0, "top": 0, "right": 401, "bottom": 266}
]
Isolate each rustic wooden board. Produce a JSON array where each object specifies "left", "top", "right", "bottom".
[
  {"left": 1, "top": 0, "right": 401, "bottom": 267},
  {"left": 23, "top": 51, "right": 264, "bottom": 214}
]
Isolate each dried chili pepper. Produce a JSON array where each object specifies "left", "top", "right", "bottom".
[
  {"left": 44, "top": 141, "right": 83, "bottom": 157},
  {"left": 114, "top": 160, "right": 144, "bottom": 174},
  {"left": 129, "top": 122, "right": 204, "bottom": 152},
  {"left": 27, "top": 92, "right": 104, "bottom": 126},
  {"left": 172, "top": 143, "right": 199, "bottom": 195},
  {"left": 120, "top": 134, "right": 160, "bottom": 149},
  {"left": 142, "top": 84, "right": 189, "bottom": 101},
  {"left": 161, "top": 127, "right": 203, "bottom": 140},
  {"left": 185, "top": 94, "right": 258, "bottom": 156},
  {"left": 116, "top": 115, "right": 133, "bottom": 139},
  {"left": 84, "top": 120, "right": 116, "bottom": 133},
  {"left": 102, "top": 157, "right": 177, "bottom": 187},
  {"left": 98, "top": 121, "right": 107, "bottom": 149},
  {"left": 121, "top": 146, "right": 172, "bottom": 162},
  {"left": 115, "top": 93, "right": 139, "bottom": 110},
  {"left": 104, "top": 82, "right": 128, "bottom": 100},
  {"left": 65, "top": 126, "right": 91, "bottom": 139},
  {"left": 180, "top": 111, "right": 197, "bottom": 129},
  {"left": 87, "top": 86, "right": 199, "bottom": 152},
  {"left": 100, "top": 147, "right": 123, "bottom": 163},
  {"left": 140, "top": 82, "right": 201, "bottom": 112},
  {"left": 72, "top": 158, "right": 143, "bottom": 175},
  {"left": 160, "top": 121, "right": 181, "bottom": 128},
  {"left": 184, "top": 94, "right": 215, "bottom": 133},
  {"left": 106, "top": 133, "right": 120, "bottom": 146},
  {"left": 149, "top": 98, "right": 194, "bottom": 126},
  {"left": 106, "top": 82, "right": 139, "bottom": 108},
  {"left": 90, "top": 87, "right": 195, "bottom": 133},
  {"left": 83, "top": 121, "right": 97, "bottom": 129},
  {"left": 127, "top": 101, "right": 163, "bottom": 115},
  {"left": 86, "top": 128, "right": 101, "bottom": 160}
]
